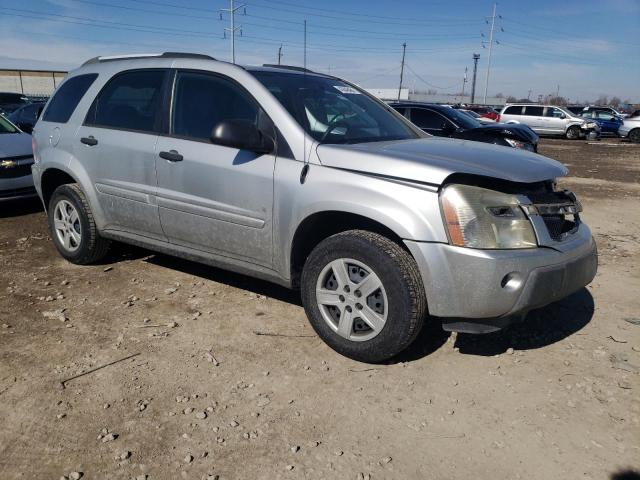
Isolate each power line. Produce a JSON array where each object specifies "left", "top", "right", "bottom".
[{"left": 404, "top": 64, "right": 461, "bottom": 90}]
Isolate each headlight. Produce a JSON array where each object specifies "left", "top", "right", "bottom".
[
  {"left": 440, "top": 184, "right": 537, "bottom": 249},
  {"left": 503, "top": 137, "right": 534, "bottom": 150}
]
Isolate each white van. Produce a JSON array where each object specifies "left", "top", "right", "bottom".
[{"left": 499, "top": 104, "right": 599, "bottom": 139}]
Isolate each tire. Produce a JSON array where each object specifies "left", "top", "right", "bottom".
[
  {"left": 48, "top": 184, "right": 110, "bottom": 264},
  {"left": 629, "top": 129, "right": 640, "bottom": 144},
  {"left": 300, "top": 230, "right": 427, "bottom": 363},
  {"left": 566, "top": 125, "right": 581, "bottom": 140}
]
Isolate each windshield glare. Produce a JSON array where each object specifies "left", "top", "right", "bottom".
[
  {"left": 251, "top": 71, "right": 420, "bottom": 144},
  {"left": 0, "top": 115, "right": 19, "bottom": 134}
]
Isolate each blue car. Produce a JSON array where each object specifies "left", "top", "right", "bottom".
[{"left": 580, "top": 110, "right": 623, "bottom": 136}]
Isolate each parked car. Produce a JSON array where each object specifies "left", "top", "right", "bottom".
[
  {"left": 618, "top": 117, "right": 640, "bottom": 143},
  {"left": 0, "top": 92, "right": 30, "bottom": 114},
  {"left": 465, "top": 105, "right": 500, "bottom": 121},
  {"left": 390, "top": 102, "right": 539, "bottom": 151},
  {"left": 7, "top": 101, "right": 46, "bottom": 134},
  {"left": 579, "top": 110, "right": 623, "bottom": 136},
  {"left": 581, "top": 105, "right": 626, "bottom": 118},
  {"left": 0, "top": 115, "right": 36, "bottom": 201},
  {"left": 629, "top": 109, "right": 640, "bottom": 118},
  {"left": 499, "top": 104, "right": 600, "bottom": 139},
  {"left": 32, "top": 53, "right": 597, "bottom": 362},
  {"left": 458, "top": 109, "right": 496, "bottom": 124}
]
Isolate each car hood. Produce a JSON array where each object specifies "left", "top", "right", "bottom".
[
  {"left": 316, "top": 137, "right": 567, "bottom": 186},
  {"left": 464, "top": 123, "right": 539, "bottom": 142},
  {"left": 0, "top": 132, "right": 33, "bottom": 158}
]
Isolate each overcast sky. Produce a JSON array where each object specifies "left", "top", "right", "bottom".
[{"left": 1, "top": 0, "right": 638, "bottom": 102}]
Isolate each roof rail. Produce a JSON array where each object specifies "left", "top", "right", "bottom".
[
  {"left": 82, "top": 52, "right": 216, "bottom": 66},
  {"left": 262, "top": 64, "right": 314, "bottom": 73}
]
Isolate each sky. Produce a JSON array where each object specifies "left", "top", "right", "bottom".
[{"left": 0, "top": 0, "right": 639, "bottom": 103}]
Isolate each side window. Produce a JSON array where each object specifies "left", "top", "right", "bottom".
[
  {"left": 172, "top": 71, "right": 261, "bottom": 141},
  {"left": 42, "top": 74, "right": 98, "bottom": 123},
  {"left": 410, "top": 108, "right": 446, "bottom": 129},
  {"left": 85, "top": 70, "right": 165, "bottom": 133},
  {"left": 581, "top": 111, "right": 594, "bottom": 119},
  {"left": 545, "top": 107, "right": 564, "bottom": 118},
  {"left": 504, "top": 106, "right": 522, "bottom": 115},
  {"left": 596, "top": 112, "right": 615, "bottom": 120},
  {"left": 523, "top": 106, "right": 544, "bottom": 116}
]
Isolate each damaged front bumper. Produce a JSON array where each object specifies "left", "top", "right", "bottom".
[{"left": 405, "top": 222, "right": 598, "bottom": 333}]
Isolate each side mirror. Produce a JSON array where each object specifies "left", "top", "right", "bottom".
[
  {"left": 210, "top": 119, "right": 274, "bottom": 154},
  {"left": 17, "top": 122, "right": 33, "bottom": 134},
  {"left": 559, "top": 114, "right": 566, "bottom": 119}
]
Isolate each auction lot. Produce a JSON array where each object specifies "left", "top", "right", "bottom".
[{"left": 1, "top": 138, "right": 639, "bottom": 479}]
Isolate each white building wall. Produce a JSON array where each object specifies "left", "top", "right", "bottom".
[{"left": 0, "top": 70, "right": 67, "bottom": 96}]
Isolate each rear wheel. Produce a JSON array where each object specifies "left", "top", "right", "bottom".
[
  {"left": 629, "top": 128, "right": 640, "bottom": 144},
  {"left": 48, "top": 184, "right": 110, "bottom": 264},
  {"left": 301, "top": 230, "right": 427, "bottom": 363},
  {"left": 566, "top": 125, "right": 581, "bottom": 140}
]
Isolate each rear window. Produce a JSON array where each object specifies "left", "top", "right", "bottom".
[
  {"left": 504, "top": 106, "right": 522, "bottom": 115},
  {"left": 42, "top": 74, "right": 98, "bottom": 123},
  {"left": 523, "top": 106, "right": 544, "bottom": 116}
]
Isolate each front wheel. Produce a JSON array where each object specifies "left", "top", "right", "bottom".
[
  {"left": 566, "top": 125, "right": 581, "bottom": 140},
  {"left": 301, "top": 230, "right": 427, "bottom": 363},
  {"left": 628, "top": 129, "right": 640, "bottom": 144}
]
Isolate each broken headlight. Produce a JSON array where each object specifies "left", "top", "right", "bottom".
[{"left": 440, "top": 184, "right": 537, "bottom": 249}]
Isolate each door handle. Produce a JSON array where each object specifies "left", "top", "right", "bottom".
[
  {"left": 80, "top": 136, "right": 98, "bottom": 146},
  {"left": 159, "top": 150, "right": 183, "bottom": 162}
]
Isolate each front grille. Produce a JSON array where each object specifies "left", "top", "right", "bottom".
[
  {"left": 525, "top": 189, "right": 580, "bottom": 242},
  {"left": 0, "top": 156, "right": 34, "bottom": 179},
  {"left": 542, "top": 214, "right": 578, "bottom": 241}
]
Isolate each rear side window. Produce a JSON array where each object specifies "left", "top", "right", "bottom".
[
  {"left": 410, "top": 108, "right": 445, "bottom": 129},
  {"left": 523, "top": 106, "right": 544, "bottom": 116},
  {"left": 85, "top": 70, "right": 165, "bottom": 133},
  {"left": 171, "top": 71, "right": 261, "bottom": 141},
  {"left": 504, "top": 106, "right": 522, "bottom": 115},
  {"left": 42, "top": 74, "right": 98, "bottom": 123}
]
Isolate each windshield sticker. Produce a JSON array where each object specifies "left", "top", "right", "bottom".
[{"left": 333, "top": 85, "right": 361, "bottom": 95}]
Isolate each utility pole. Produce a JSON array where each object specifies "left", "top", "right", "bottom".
[
  {"left": 483, "top": 2, "right": 497, "bottom": 104},
  {"left": 555, "top": 84, "right": 560, "bottom": 100},
  {"left": 470, "top": 53, "right": 480, "bottom": 104},
  {"left": 461, "top": 66, "right": 468, "bottom": 100},
  {"left": 303, "top": 20, "right": 307, "bottom": 69},
  {"left": 220, "top": 0, "right": 245, "bottom": 64},
  {"left": 398, "top": 42, "right": 406, "bottom": 101},
  {"left": 277, "top": 44, "right": 283, "bottom": 65},
  {"left": 527, "top": 89, "right": 532, "bottom": 100}
]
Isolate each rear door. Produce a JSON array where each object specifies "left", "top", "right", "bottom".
[
  {"left": 76, "top": 69, "right": 168, "bottom": 240},
  {"left": 154, "top": 69, "right": 276, "bottom": 265}
]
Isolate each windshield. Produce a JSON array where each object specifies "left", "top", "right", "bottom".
[
  {"left": 251, "top": 71, "right": 420, "bottom": 144},
  {"left": 446, "top": 108, "right": 482, "bottom": 129},
  {"left": 0, "top": 115, "right": 19, "bottom": 134}
]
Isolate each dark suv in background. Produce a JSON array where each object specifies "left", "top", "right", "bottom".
[
  {"left": 390, "top": 102, "right": 539, "bottom": 151},
  {"left": 0, "top": 92, "right": 30, "bottom": 114}
]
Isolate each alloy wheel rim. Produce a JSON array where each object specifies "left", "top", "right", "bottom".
[
  {"left": 53, "top": 200, "right": 82, "bottom": 252},
  {"left": 315, "top": 258, "right": 388, "bottom": 342}
]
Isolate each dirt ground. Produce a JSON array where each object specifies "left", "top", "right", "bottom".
[{"left": 1, "top": 137, "right": 639, "bottom": 480}]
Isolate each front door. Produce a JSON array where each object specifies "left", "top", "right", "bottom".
[
  {"left": 155, "top": 70, "right": 275, "bottom": 266},
  {"left": 77, "top": 69, "right": 168, "bottom": 240},
  {"left": 543, "top": 107, "right": 567, "bottom": 134}
]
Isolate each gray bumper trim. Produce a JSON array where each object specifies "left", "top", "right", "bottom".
[{"left": 405, "top": 223, "right": 598, "bottom": 321}]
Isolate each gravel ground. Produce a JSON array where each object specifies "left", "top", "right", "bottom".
[{"left": 0, "top": 137, "right": 639, "bottom": 480}]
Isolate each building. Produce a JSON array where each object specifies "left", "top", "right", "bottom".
[{"left": 0, "top": 69, "right": 67, "bottom": 97}]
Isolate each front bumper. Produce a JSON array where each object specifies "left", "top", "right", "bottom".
[
  {"left": 405, "top": 223, "right": 597, "bottom": 332},
  {"left": 0, "top": 174, "right": 36, "bottom": 201}
]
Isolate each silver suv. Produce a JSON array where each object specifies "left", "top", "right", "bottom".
[
  {"left": 32, "top": 53, "right": 598, "bottom": 362},
  {"left": 499, "top": 104, "right": 599, "bottom": 139}
]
